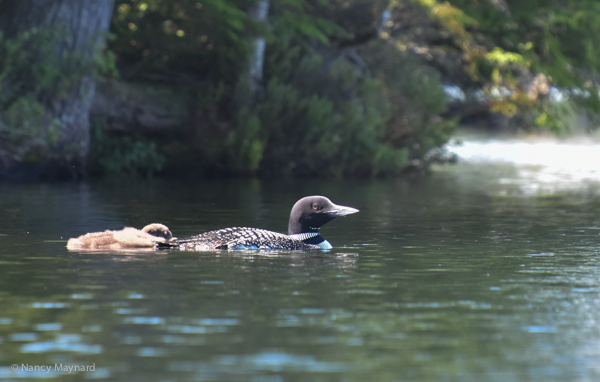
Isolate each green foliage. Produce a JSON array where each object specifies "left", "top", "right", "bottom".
[
  {"left": 0, "top": 28, "right": 72, "bottom": 163},
  {"left": 6, "top": 0, "right": 600, "bottom": 179},
  {"left": 110, "top": 0, "right": 255, "bottom": 82},
  {"left": 226, "top": 114, "right": 264, "bottom": 172},
  {"left": 270, "top": 1, "right": 345, "bottom": 45},
  {"left": 95, "top": 48, "right": 119, "bottom": 78},
  {"left": 0, "top": 26, "right": 117, "bottom": 167},
  {"left": 88, "top": 117, "right": 165, "bottom": 177},
  {"left": 0, "top": 28, "right": 71, "bottom": 106},
  {"left": 215, "top": 1, "right": 437, "bottom": 177},
  {"left": 408, "top": 0, "right": 600, "bottom": 126},
  {"left": 0, "top": 96, "right": 57, "bottom": 163},
  {"left": 0, "top": 27, "right": 115, "bottom": 103},
  {"left": 364, "top": 41, "right": 455, "bottom": 162},
  {"left": 222, "top": 36, "right": 451, "bottom": 177},
  {"left": 110, "top": 0, "right": 453, "bottom": 177}
]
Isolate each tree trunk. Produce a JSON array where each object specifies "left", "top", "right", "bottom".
[
  {"left": 0, "top": 0, "right": 114, "bottom": 179},
  {"left": 247, "top": 0, "right": 270, "bottom": 101}
]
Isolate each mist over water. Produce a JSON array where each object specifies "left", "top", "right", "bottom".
[{"left": 447, "top": 136, "right": 600, "bottom": 194}]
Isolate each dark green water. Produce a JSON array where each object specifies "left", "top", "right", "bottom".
[{"left": 2, "top": 162, "right": 600, "bottom": 381}]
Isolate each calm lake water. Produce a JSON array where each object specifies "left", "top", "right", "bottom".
[{"left": 2, "top": 137, "right": 600, "bottom": 381}]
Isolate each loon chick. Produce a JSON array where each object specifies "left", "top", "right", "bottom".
[
  {"left": 159, "top": 196, "right": 358, "bottom": 251},
  {"left": 67, "top": 223, "right": 173, "bottom": 250}
]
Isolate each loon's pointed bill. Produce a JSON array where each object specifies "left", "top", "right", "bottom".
[
  {"left": 326, "top": 204, "right": 359, "bottom": 217},
  {"left": 159, "top": 195, "right": 359, "bottom": 251}
]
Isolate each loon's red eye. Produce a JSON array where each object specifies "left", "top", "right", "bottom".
[{"left": 313, "top": 204, "right": 320, "bottom": 210}]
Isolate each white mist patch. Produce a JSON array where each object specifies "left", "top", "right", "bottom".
[{"left": 447, "top": 138, "right": 600, "bottom": 193}]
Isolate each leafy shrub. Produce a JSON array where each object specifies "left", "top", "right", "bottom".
[
  {"left": 88, "top": 117, "right": 165, "bottom": 177},
  {"left": 363, "top": 41, "right": 456, "bottom": 163},
  {"left": 222, "top": 37, "right": 454, "bottom": 177},
  {"left": 225, "top": 49, "right": 393, "bottom": 177}
]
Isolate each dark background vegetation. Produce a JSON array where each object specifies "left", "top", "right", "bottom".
[{"left": 1, "top": 0, "right": 600, "bottom": 180}]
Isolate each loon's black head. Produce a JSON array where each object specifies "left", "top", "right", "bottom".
[{"left": 287, "top": 196, "right": 359, "bottom": 235}]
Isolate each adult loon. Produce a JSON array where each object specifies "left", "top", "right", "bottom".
[
  {"left": 67, "top": 223, "right": 173, "bottom": 250},
  {"left": 158, "top": 195, "right": 359, "bottom": 251}
]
